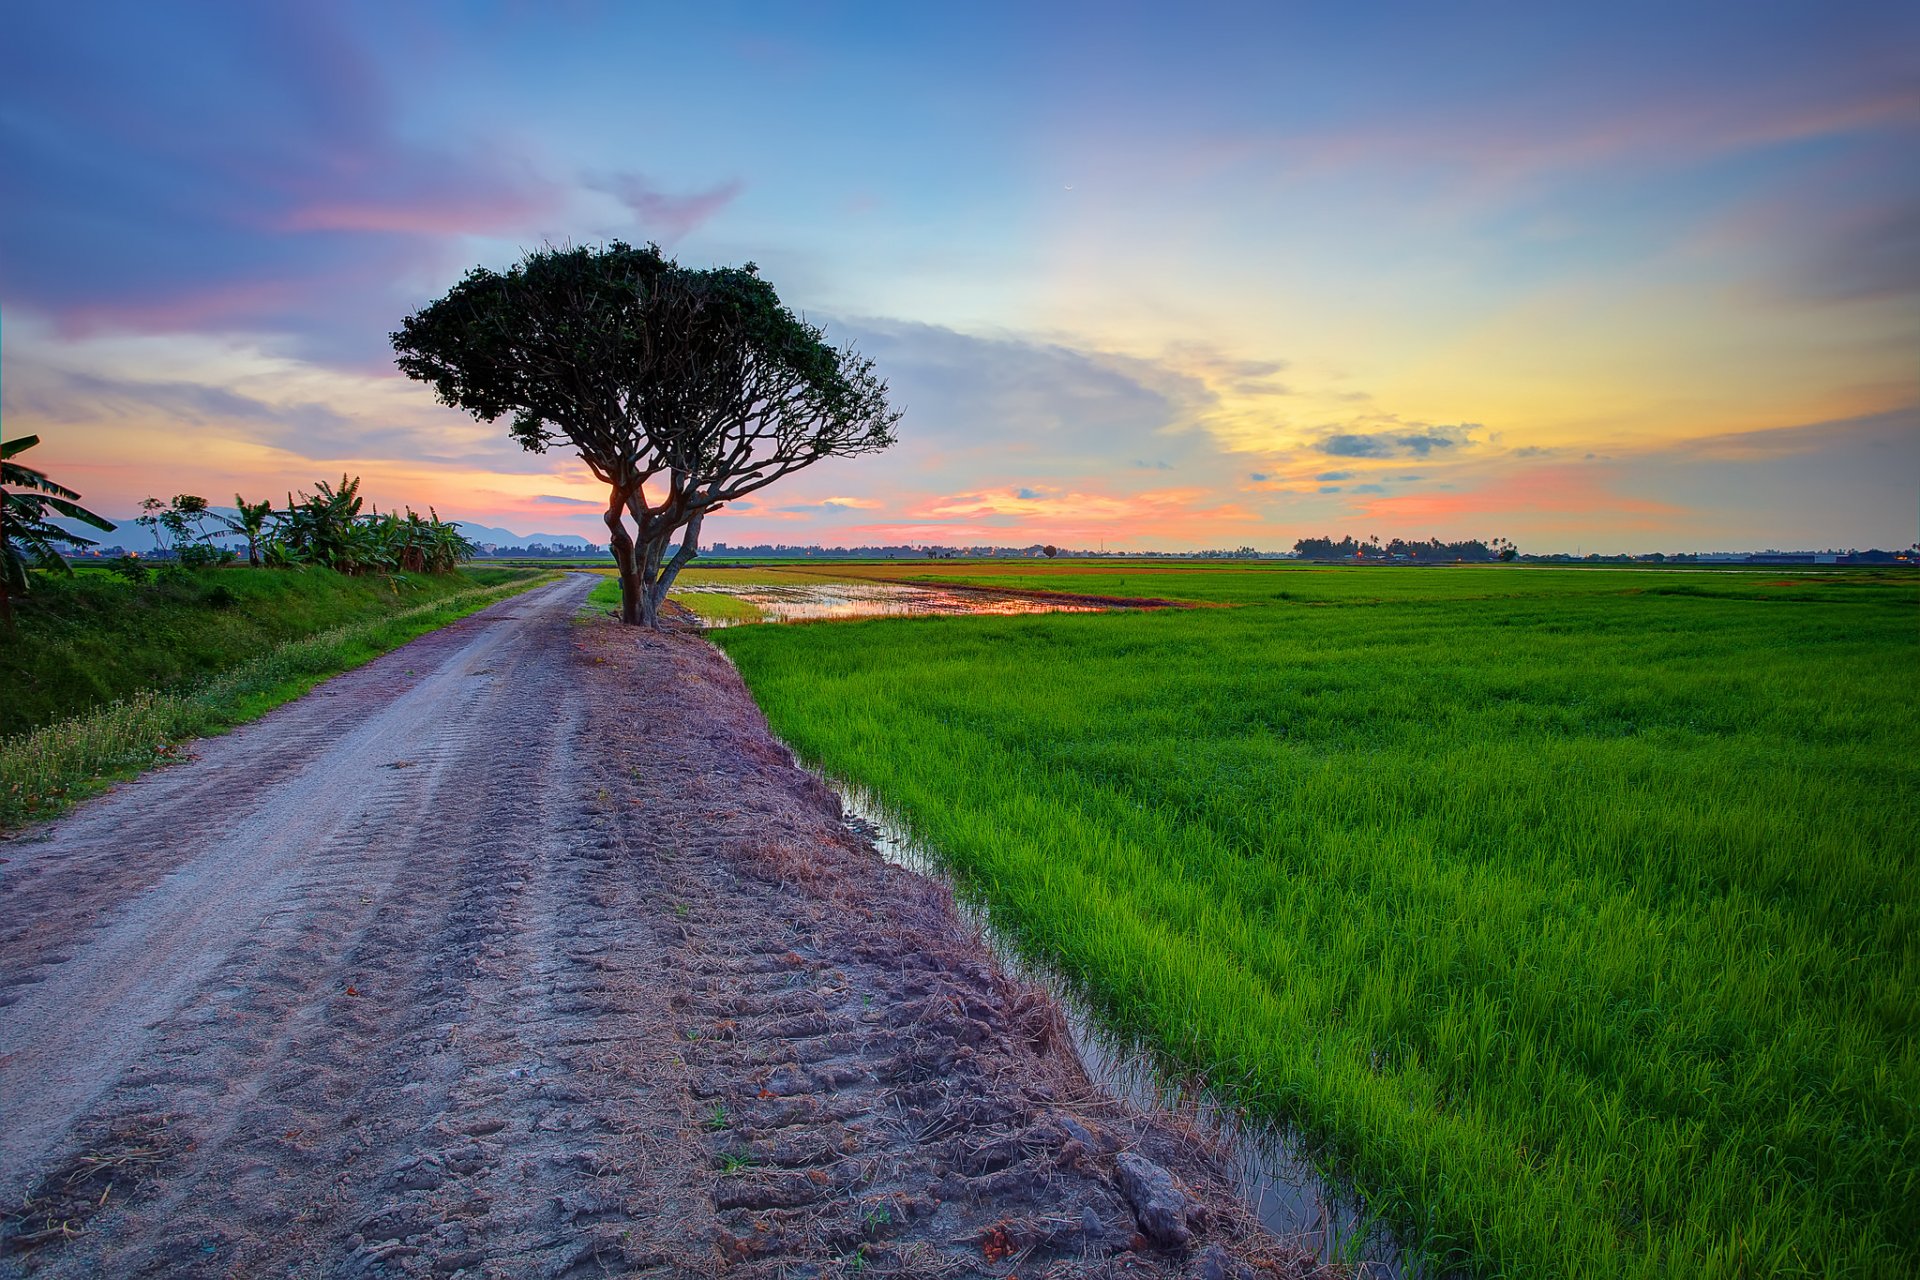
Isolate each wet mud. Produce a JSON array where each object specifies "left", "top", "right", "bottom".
[{"left": 672, "top": 579, "right": 1157, "bottom": 625}]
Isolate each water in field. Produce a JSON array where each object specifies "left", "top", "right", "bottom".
[
  {"left": 675, "top": 579, "right": 1110, "bottom": 624},
  {"left": 833, "top": 780, "right": 1417, "bottom": 1278}
]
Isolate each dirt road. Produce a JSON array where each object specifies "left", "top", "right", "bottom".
[{"left": 0, "top": 574, "right": 1316, "bottom": 1277}]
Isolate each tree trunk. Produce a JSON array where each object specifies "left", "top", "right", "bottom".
[
  {"left": 636, "top": 522, "right": 668, "bottom": 628},
  {"left": 634, "top": 508, "right": 703, "bottom": 630},
  {"left": 603, "top": 488, "right": 643, "bottom": 625}
]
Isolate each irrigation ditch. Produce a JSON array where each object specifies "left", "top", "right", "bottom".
[{"left": 826, "top": 778, "right": 1418, "bottom": 1278}]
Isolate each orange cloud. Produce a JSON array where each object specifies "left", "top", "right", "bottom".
[
  {"left": 1354, "top": 465, "right": 1684, "bottom": 524},
  {"left": 925, "top": 485, "right": 1225, "bottom": 520}
]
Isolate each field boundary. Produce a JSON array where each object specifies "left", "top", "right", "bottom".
[{"left": 0, "top": 570, "right": 559, "bottom": 829}]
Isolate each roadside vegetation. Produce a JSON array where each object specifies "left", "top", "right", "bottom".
[
  {"left": 1, "top": 451, "right": 550, "bottom": 827},
  {"left": 1, "top": 433, "right": 114, "bottom": 626},
  {"left": 714, "top": 562, "right": 1919, "bottom": 1278},
  {"left": 120, "top": 475, "right": 474, "bottom": 575},
  {"left": 1, "top": 568, "right": 552, "bottom": 827},
  {"left": 5, "top": 565, "right": 539, "bottom": 737}
]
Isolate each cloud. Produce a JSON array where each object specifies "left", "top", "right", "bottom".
[
  {"left": 1248, "top": 472, "right": 1270, "bottom": 482},
  {"left": 1261, "top": 49, "right": 1919, "bottom": 190},
  {"left": 1354, "top": 465, "right": 1683, "bottom": 523},
  {"left": 1316, "top": 424, "right": 1477, "bottom": 458},
  {"left": 1315, "top": 470, "right": 1355, "bottom": 481},
  {"left": 1629, "top": 407, "right": 1919, "bottom": 547},
  {"left": 1796, "top": 204, "right": 1920, "bottom": 303},
  {"left": 824, "top": 318, "right": 1237, "bottom": 492},
  {"left": 1014, "top": 487, "right": 1043, "bottom": 499},
  {"left": 773, "top": 495, "right": 885, "bottom": 514},
  {"left": 1160, "top": 343, "right": 1291, "bottom": 398},
  {"left": 0, "top": 6, "right": 559, "bottom": 359},
  {"left": 0, "top": 333, "right": 551, "bottom": 477},
  {"left": 596, "top": 174, "right": 744, "bottom": 241},
  {"left": 531, "top": 494, "right": 602, "bottom": 507}
]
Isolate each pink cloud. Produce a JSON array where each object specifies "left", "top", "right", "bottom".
[
  {"left": 47, "top": 278, "right": 308, "bottom": 338},
  {"left": 602, "top": 175, "right": 744, "bottom": 241},
  {"left": 923, "top": 485, "right": 1225, "bottom": 521},
  {"left": 1354, "top": 466, "right": 1683, "bottom": 524}
]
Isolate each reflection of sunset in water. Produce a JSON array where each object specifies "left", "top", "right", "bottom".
[{"left": 675, "top": 581, "right": 1109, "bottom": 626}]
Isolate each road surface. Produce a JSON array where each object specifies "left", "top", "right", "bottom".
[{"left": 0, "top": 574, "right": 1309, "bottom": 1277}]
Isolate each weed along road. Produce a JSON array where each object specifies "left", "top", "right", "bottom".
[{"left": 0, "top": 573, "right": 1302, "bottom": 1276}]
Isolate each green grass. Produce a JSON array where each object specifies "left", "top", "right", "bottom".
[
  {"left": 2, "top": 568, "right": 553, "bottom": 827},
  {"left": 713, "top": 564, "right": 1919, "bottom": 1278},
  {"left": 3, "top": 565, "right": 540, "bottom": 737}
]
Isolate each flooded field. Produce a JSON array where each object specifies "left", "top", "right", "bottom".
[{"left": 674, "top": 577, "right": 1112, "bottom": 624}]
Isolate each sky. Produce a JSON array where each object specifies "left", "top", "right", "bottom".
[{"left": 2, "top": 0, "right": 1915, "bottom": 554}]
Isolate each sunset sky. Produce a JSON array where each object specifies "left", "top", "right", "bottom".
[{"left": 3, "top": 1, "right": 1915, "bottom": 553}]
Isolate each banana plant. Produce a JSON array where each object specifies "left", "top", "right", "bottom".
[
  {"left": 219, "top": 494, "right": 277, "bottom": 566},
  {"left": 266, "top": 476, "right": 473, "bottom": 577},
  {"left": 1, "top": 433, "right": 115, "bottom": 627},
  {"left": 278, "top": 475, "right": 366, "bottom": 572}
]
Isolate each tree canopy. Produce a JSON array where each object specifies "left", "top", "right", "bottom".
[{"left": 392, "top": 242, "right": 899, "bottom": 625}]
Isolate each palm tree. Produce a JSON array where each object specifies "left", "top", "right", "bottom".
[{"left": 1, "top": 434, "right": 114, "bottom": 627}]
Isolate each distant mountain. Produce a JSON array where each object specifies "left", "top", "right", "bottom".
[
  {"left": 447, "top": 522, "right": 601, "bottom": 549},
  {"left": 53, "top": 511, "right": 603, "bottom": 552}
]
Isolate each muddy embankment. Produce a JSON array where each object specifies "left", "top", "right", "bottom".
[{"left": 0, "top": 573, "right": 1326, "bottom": 1277}]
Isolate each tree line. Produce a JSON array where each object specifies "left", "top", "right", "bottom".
[
  {"left": 0, "top": 439, "right": 475, "bottom": 628},
  {"left": 124, "top": 476, "right": 475, "bottom": 578},
  {"left": 1293, "top": 535, "right": 1519, "bottom": 562}
]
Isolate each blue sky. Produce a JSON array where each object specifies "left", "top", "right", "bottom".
[{"left": 3, "top": 0, "right": 1915, "bottom": 550}]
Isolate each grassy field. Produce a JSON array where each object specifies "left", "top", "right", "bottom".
[
  {"left": 713, "top": 563, "right": 1919, "bottom": 1278},
  {"left": 4, "top": 565, "right": 541, "bottom": 737},
  {"left": 2, "top": 567, "right": 552, "bottom": 826}
]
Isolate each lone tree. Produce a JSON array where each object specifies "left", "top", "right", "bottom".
[{"left": 392, "top": 242, "right": 899, "bottom": 626}]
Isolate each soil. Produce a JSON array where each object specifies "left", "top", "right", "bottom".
[{"left": 0, "top": 574, "right": 1326, "bottom": 1278}]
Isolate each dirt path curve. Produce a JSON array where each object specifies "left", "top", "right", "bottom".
[{"left": 0, "top": 574, "right": 1320, "bottom": 1278}]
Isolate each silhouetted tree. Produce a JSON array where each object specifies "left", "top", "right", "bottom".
[
  {"left": 220, "top": 495, "right": 277, "bottom": 566},
  {"left": 1, "top": 434, "right": 114, "bottom": 627},
  {"left": 392, "top": 242, "right": 899, "bottom": 626}
]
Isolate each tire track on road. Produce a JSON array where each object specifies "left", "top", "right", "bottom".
[{"left": 3, "top": 575, "right": 1318, "bottom": 1278}]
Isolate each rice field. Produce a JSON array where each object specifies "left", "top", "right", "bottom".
[{"left": 713, "top": 563, "right": 1919, "bottom": 1278}]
